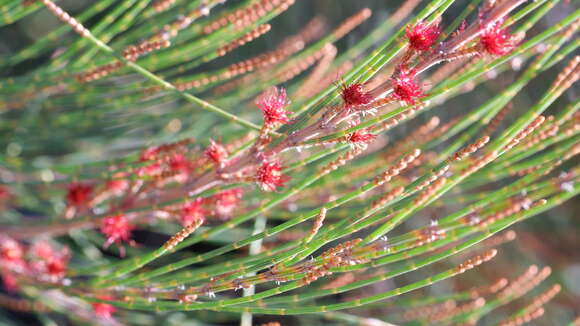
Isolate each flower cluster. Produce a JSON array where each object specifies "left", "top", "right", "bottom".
[
  {"left": 1, "top": 236, "right": 70, "bottom": 290},
  {"left": 256, "top": 160, "right": 289, "bottom": 192},
  {"left": 66, "top": 182, "right": 94, "bottom": 209},
  {"left": 180, "top": 198, "right": 205, "bottom": 226},
  {"left": 340, "top": 83, "right": 374, "bottom": 108},
  {"left": 92, "top": 295, "right": 117, "bottom": 319},
  {"left": 391, "top": 67, "right": 425, "bottom": 104},
  {"left": 100, "top": 214, "right": 135, "bottom": 253},
  {"left": 479, "top": 20, "right": 519, "bottom": 56},
  {"left": 406, "top": 21, "right": 441, "bottom": 52},
  {"left": 204, "top": 140, "right": 229, "bottom": 167},
  {"left": 257, "top": 87, "right": 292, "bottom": 126}
]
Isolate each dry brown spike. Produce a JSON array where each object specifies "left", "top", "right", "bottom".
[
  {"left": 455, "top": 249, "right": 498, "bottom": 274},
  {"left": 76, "top": 61, "right": 125, "bottom": 83},
  {"left": 484, "top": 103, "right": 513, "bottom": 135},
  {"left": 382, "top": 116, "right": 440, "bottom": 162},
  {"left": 504, "top": 115, "right": 546, "bottom": 151},
  {"left": 306, "top": 207, "right": 327, "bottom": 242},
  {"left": 217, "top": 24, "right": 272, "bottom": 57},
  {"left": 428, "top": 298, "right": 486, "bottom": 323},
  {"left": 295, "top": 45, "right": 337, "bottom": 97},
  {"left": 371, "top": 186, "right": 405, "bottom": 211},
  {"left": 152, "top": 0, "right": 176, "bottom": 12},
  {"left": 321, "top": 272, "right": 356, "bottom": 290},
  {"left": 468, "top": 277, "right": 509, "bottom": 298},
  {"left": 550, "top": 55, "right": 579, "bottom": 91},
  {"left": 163, "top": 218, "right": 204, "bottom": 251},
  {"left": 451, "top": 136, "right": 491, "bottom": 161},
  {"left": 402, "top": 300, "right": 457, "bottom": 321},
  {"left": 374, "top": 148, "right": 421, "bottom": 185},
  {"left": 460, "top": 151, "right": 498, "bottom": 177},
  {"left": 498, "top": 307, "right": 545, "bottom": 326},
  {"left": 413, "top": 177, "right": 447, "bottom": 206},
  {"left": 275, "top": 43, "right": 334, "bottom": 83},
  {"left": 319, "top": 147, "right": 364, "bottom": 176},
  {"left": 332, "top": 8, "right": 372, "bottom": 39},
  {"left": 39, "top": 0, "right": 90, "bottom": 37},
  {"left": 124, "top": 39, "right": 171, "bottom": 61},
  {"left": 203, "top": 0, "right": 295, "bottom": 34}
]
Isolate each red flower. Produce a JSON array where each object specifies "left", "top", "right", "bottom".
[
  {"left": 168, "top": 153, "right": 192, "bottom": 173},
  {"left": 92, "top": 295, "right": 116, "bottom": 319},
  {"left": 100, "top": 214, "right": 135, "bottom": 249},
  {"left": 256, "top": 161, "right": 289, "bottom": 192},
  {"left": 214, "top": 188, "right": 243, "bottom": 217},
  {"left": 29, "top": 241, "right": 69, "bottom": 281},
  {"left": 0, "top": 236, "right": 24, "bottom": 264},
  {"left": 391, "top": 67, "right": 425, "bottom": 104},
  {"left": 136, "top": 162, "right": 162, "bottom": 177},
  {"left": 257, "top": 87, "right": 291, "bottom": 126},
  {"left": 406, "top": 21, "right": 441, "bottom": 52},
  {"left": 341, "top": 83, "right": 373, "bottom": 108},
  {"left": 347, "top": 131, "right": 376, "bottom": 145},
  {"left": 479, "top": 21, "right": 518, "bottom": 56},
  {"left": 0, "top": 185, "right": 11, "bottom": 201},
  {"left": 139, "top": 146, "right": 159, "bottom": 162},
  {"left": 66, "top": 182, "right": 93, "bottom": 208},
  {"left": 105, "top": 179, "right": 129, "bottom": 196},
  {"left": 204, "top": 140, "right": 228, "bottom": 166},
  {"left": 180, "top": 198, "right": 205, "bottom": 226},
  {"left": 1, "top": 270, "right": 19, "bottom": 292}
]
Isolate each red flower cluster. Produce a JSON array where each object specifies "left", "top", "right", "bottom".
[
  {"left": 391, "top": 67, "right": 425, "bottom": 104},
  {"left": 139, "top": 146, "right": 160, "bottom": 162},
  {"left": 256, "top": 161, "right": 289, "bottom": 192},
  {"left": 66, "top": 182, "right": 93, "bottom": 209},
  {"left": 257, "top": 87, "right": 291, "bottom": 126},
  {"left": 0, "top": 185, "right": 11, "bottom": 202},
  {"left": 347, "top": 131, "right": 376, "bottom": 145},
  {"left": 341, "top": 83, "right": 373, "bottom": 108},
  {"left": 1, "top": 237, "right": 72, "bottom": 289},
  {"left": 213, "top": 188, "right": 244, "bottom": 218},
  {"left": 479, "top": 21, "right": 518, "bottom": 56},
  {"left": 29, "top": 241, "right": 70, "bottom": 282},
  {"left": 100, "top": 214, "right": 135, "bottom": 251},
  {"left": 180, "top": 198, "right": 205, "bottom": 226},
  {"left": 406, "top": 21, "right": 441, "bottom": 52},
  {"left": 204, "top": 140, "right": 228, "bottom": 166},
  {"left": 92, "top": 295, "right": 117, "bottom": 319}
]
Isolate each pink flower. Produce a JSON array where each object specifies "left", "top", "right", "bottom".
[
  {"left": 92, "top": 295, "right": 116, "bottom": 319},
  {"left": 139, "top": 146, "right": 159, "bottom": 162},
  {"left": 347, "top": 131, "right": 376, "bottom": 145},
  {"left": 406, "top": 21, "right": 441, "bottom": 52},
  {"left": 168, "top": 153, "right": 192, "bottom": 173},
  {"left": 136, "top": 162, "right": 162, "bottom": 177},
  {"left": 256, "top": 161, "right": 289, "bottom": 192},
  {"left": 391, "top": 67, "right": 425, "bottom": 104},
  {"left": 204, "top": 140, "right": 228, "bottom": 166},
  {"left": 66, "top": 182, "right": 93, "bottom": 209},
  {"left": 0, "top": 236, "right": 24, "bottom": 264},
  {"left": 180, "top": 198, "right": 205, "bottom": 226},
  {"left": 105, "top": 179, "right": 129, "bottom": 196},
  {"left": 213, "top": 188, "right": 243, "bottom": 217},
  {"left": 29, "top": 241, "right": 69, "bottom": 281},
  {"left": 479, "top": 21, "right": 518, "bottom": 56},
  {"left": 1, "top": 270, "right": 19, "bottom": 292},
  {"left": 100, "top": 214, "right": 135, "bottom": 250},
  {"left": 341, "top": 83, "right": 373, "bottom": 108},
  {"left": 0, "top": 185, "right": 11, "bottom": 201},
  {"left": 257, "top": 87, "right": 291, "bottom": 126}
]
